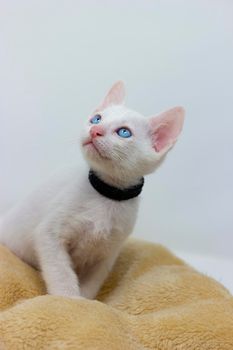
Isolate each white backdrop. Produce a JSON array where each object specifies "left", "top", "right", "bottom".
[{"left": 1, "top": 0, "right": 233, "bottom": 260}]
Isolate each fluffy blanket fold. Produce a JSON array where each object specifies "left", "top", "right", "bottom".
[{"left": 0, "top": 240, "right": 232, "bottom": 349}]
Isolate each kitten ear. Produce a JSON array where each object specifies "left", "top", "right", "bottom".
[
  {"left": 97, "top": 81, "right": 126, "bottom": 110},
  {"left": 149, "top": 107, "right": 185, "bottom": 153}
]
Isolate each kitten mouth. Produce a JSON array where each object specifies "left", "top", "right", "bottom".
[{"left": 82, "top": 139, "right": 110, "bottom": 160}]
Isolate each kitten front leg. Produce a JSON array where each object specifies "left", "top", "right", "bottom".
[
  {"left": 35, "top": 225, "right": 81, "bottom": 298},
  {"left": 80, "top": 253, "right": 119, "bottom": 300}
]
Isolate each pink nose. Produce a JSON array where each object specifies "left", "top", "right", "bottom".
[{"left": 90, "top": 125, "right": 104, "bottom": 139}]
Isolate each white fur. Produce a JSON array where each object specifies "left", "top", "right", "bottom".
[{"left": 0, "top": 81, "right": 185, "bottom": 299}]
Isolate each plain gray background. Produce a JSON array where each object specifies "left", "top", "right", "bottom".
[{"left": 1, "top": 0, "right": 233, "bottom": 260}]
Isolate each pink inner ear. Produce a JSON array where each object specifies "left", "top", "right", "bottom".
[
  {"left": 150, "top": 107, "right": 185, "bottom": 153},
  {"left": 154, "top": 124, "right": 172, "bottom": 152}
]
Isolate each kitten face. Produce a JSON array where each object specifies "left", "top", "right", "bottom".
[
  {"left": 81, "top": 81, "right": 185, "bottom": 182},
  {"left": 81, "top": 105, "right": 160, "bottom": 178}
]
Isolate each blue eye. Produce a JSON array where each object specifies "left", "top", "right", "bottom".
[
  {"left": 90, "top": 114, "right": 101, "bottom": 124},
  {"left": 117, "top": 127, "right": 132, "bottom": 138}
]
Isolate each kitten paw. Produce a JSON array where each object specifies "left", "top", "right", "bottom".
[{"left": 69, "top": 295, "right": 86, "bottom": 301}]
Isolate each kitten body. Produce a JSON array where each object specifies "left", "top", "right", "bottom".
[
  {"left": 0, "top": 164, "right": 137, "bottom": 299},
  {"left": 0, "top": 82, "right": 185, "bottom": 299}
]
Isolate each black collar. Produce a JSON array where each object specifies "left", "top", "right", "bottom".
[{"left": 88, "top": 170, "right": 144, "bottom": 201}]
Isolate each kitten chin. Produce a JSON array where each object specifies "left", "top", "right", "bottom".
[{"left": 82, "top": 141, "right": 111, "bottom": 161}]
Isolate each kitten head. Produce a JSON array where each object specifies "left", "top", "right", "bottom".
[{"left": 81, "top": 81, "right": 185, "bottom": 185}]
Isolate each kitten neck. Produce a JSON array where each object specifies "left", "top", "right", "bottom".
[
  {"left": 89, "top": 169, "right": 144, "bottom": 201},
  {"left": 92, "top": 169, "right": 143, "bottom": 190}
]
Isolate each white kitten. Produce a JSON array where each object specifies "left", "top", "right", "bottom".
[{"left": 0, "top": 82, "right": 185, "bottom": 299}]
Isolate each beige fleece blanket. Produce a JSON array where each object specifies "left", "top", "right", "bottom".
[{"left": 0, "top": 239, "right": 233, "bottom": 349}]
